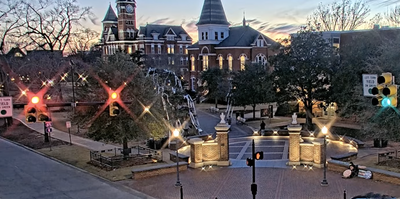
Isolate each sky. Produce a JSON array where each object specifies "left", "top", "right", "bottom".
[{"left": 78, "top": 0, "right": 400, "bottom": 41}]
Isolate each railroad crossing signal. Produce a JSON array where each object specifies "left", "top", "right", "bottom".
[{"left": 372, "top": 73, "right": 397, "bottom": 107}]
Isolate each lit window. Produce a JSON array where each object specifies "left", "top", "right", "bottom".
[
  {"left": 240, "top": 55, "right": 246, "bottom": 70},
  {"left": 151, "top": 44, "right": 155, "bottom": 54},
  {"left": 218, "top": 55, "right": 223, "bottom": 69},
  {"left": 203, "top": 55, "right": 208, "bottom": 71},
  {"left": 228, "top": 55, "right": 233, "bottom": 71},
  {"left": 168, "top": 57, "right": 172, "bottom": 65},
  {"left": 128, "top": 45, "right": 132, "bottom": 54},
  {"left": 191, "top": 56, "right": 195, "bottom": 71},
  {"left": 167, "top": 45, "right": 174, "bottom": 54},
  {"left": 185, "top": 45, "right": 189, "bottom": 54}
]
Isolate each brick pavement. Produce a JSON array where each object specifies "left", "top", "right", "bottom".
[{"left": 120, "top": 166, "right": 400, "bottom": 199}]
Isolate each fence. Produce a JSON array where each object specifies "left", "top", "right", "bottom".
[{"left": 89, "top": 146, "right": 162, "bottom": 170}]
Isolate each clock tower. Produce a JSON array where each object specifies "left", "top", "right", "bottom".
[{"left": 116, "top": 0, "right": 136, "bottom": 41}]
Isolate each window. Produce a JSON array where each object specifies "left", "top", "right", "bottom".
[
  {"left": 240, "top": 55, "right": 246, "bottom": 70},
  {"left": 215, "top": 32, "right": 218, "bottom": 40},
  {"left": 201, "top": 32, "right": 205, "bottom": 40},
  {"left": 333, "top": 37, "right": 340, "bottom": 48},
  {"left": 228, "top": 55, "right": 233, "bottom": 71},
  {"left": 180, "top": 57, "right": 184, "bottom": 65},
  {"left": 191, "top": 56, "right": 195, "bottom": 71},
  {"left": 257, "top": 39, "right": 264, "bottom": 47},
  {"left": 167, "top": 35, "right": 174, "bottom": 41},
  {"left": 179, "top": 45, "right": 183, "bottom": 54},
  {"left": 218, "top": 55, "right": 223, "bottom": 69},
  {"left": 168, "top": 57, "right": 172, "bottom": 65},
  {"left": 135, "top": 44, "right": 138, "bottom": 51},
  {"left": 185, "top": 57, "right": 189, "bottom": 65},
  {"left": 185, "top": 45, "right": 189, "bottom": 54},
  {"left": 158, "top": 45, "right": 161, "bottom": 54},
  {"left": 151, "top": 44, "right": 155, "bottom": 54},
  {"left": 167, "top": 45, "right": 174, "bottom": 54},
  {"left": 255, "top": 54, "right": 267, "bottom": 65},
  {"left": 221, "top": 32, "right": 224, "bottom": 39},
  {"left": 139, "top": 44, "right": 144, "bottom": 50},
  {"left": 205, "top": 32, "right": 208, "bottom": 40},
  {"left": 203, "top": 55, "right": 208, "bottom": 71},
  {"left": 128, "top": 45, "right": 132, "bottom": 54}
]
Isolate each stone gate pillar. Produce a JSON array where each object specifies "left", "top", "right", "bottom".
[
  {"left": 215, "top": 113, "right": 231, "bottom": 166},
  {"left": 188, "top": 138, "right": 204, "bottom": 168},
  {"left": 288, "top": 132, "right": 301, "bottom": 165}
]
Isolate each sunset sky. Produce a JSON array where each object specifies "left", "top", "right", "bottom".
[{"left": 79, "top": 0, "right": 400, "bottom": 41}]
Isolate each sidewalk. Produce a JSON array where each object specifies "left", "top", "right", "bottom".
[{"left": 13, "top": 110, "right": 119, "bottom": 151}]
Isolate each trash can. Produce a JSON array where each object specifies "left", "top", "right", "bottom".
[{"left": 374, "top": 138, "right": 388, "bottom": 148}]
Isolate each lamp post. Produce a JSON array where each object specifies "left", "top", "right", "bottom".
[
  {"left": 321, "top": 126, "right": 328, "bottom": 186},
  {"left": 173, "top": 128, "right": 183, "bottom": 199},
  {"left": 69, "top": 60, "right": 79, "bottom": 133}
]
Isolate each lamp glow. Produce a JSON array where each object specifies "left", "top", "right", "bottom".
[{"left": 31, "top": 96, "right": 40, "bottom": 104}]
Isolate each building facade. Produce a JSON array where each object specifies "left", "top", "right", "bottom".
[
  {"left": 187, "top": 0, "right": 276, "bottom": 91},
  {"left": 99, "top": 0, "right": 192, "bottom": 70}
]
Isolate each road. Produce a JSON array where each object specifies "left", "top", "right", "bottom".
[
  {"left": 0, "top": 138, "right": 153, "bottom": 199},
  {"left": 197, "top": 109, "right": 252, "bottom": 138}
]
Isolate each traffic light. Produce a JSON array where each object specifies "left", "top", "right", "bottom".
[
  {"left": 24, "top": 95, "right": 41, "bottom": 123},
  {"left": 372, "top": 73, "right": 397, "bottom": 107},
  {"left": 24, "top": 105, "right": 37, "bottom": 123},
  {"left": 37, "top": 106, "right": 50, "bottom": 122},
  {"left": 109, "top": 101, "right": 120, "bottom": 116},
  {"left": 246, "top": 158, "right": 254, "bottom": 167},
  {"left": 255, "top": 151, "right": 264, "bottom": 160},
  {"left": 109, "top": 91, "right": 120, "bottom": 116}
]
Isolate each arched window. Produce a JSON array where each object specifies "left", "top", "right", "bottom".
[
  {"left": 240, "top": 54, "right": 247, "bottom": 70},
  {"left": 255, "top": 54, "right": 267, "bottom": 66},
  {"left": 203, "top": 55, "right": 209, "bottom": 71},
  {"left": 228, "top": 54, "right": 233, "bottom": 71},
  {"left": 191, "top": 55, "right": 195, "bottom": 71},
  {"left": 218, "top": 54, "right": 224, "bottom": 69}
]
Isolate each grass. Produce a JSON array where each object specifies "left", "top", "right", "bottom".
[{"left": 37, "top": 145, "right": 133, "bottom": 181}]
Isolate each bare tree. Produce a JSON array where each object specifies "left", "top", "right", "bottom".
[
  {"left": 386, "top": 5, "right": 400, "bottom": 26},
  {"left": 22, "top": 0, "right": 95, "bottom": 53},
  {"left": 308, "top": 0, "right": 370, "bottom": 31},
  {"left": 67, "top": 28, "right": 99, "bottom": 55},
  {"left": 0, "top": 0, "right": 26, "bottom": 54}
]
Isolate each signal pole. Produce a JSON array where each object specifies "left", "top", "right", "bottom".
[{"left": 251, "top": 139, "right": 257, "bottom": 199}]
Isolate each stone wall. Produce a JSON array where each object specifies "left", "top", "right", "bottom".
[{"left": 202, "top": 143, "right": 220, "bottom": 161}]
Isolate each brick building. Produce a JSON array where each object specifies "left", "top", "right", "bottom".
[
  {"left": 187, "top": 0, "right": 276, "bottom": 91},
  {"left": 99, "top": 0, "right": 192, "bottom": 70}
]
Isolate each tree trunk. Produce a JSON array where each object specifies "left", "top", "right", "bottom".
[
  {"left": 305, "top": 105, "right": 314, "bottom": 131},
  {"left": 215, "top": 97, "right": 218, "bottom": 108},
  {"left": 252, "top": 105, "right": 256, "bottom": 119}
]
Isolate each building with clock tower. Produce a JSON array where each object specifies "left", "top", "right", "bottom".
[{"left": 99, "top": 0, "right": 192, "bottom": 73}]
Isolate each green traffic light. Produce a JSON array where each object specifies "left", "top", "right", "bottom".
[{"left": 382, "top": 97, "right": 391, "bottom": 107}]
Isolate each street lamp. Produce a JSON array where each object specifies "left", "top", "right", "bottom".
[
  {"left": 173, "top": 128, "right": 183, "bottom": 199},
  {"left": 321, "top": 126, "right": 328, "bottom": 186}
]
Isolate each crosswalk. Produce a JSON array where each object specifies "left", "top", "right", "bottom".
[{"left": 229, "top": 137, "right": 290, "bottom": 168}]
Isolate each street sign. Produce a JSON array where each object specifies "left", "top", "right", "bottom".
[
  {"left": 0, "top": 96, "right": 13, "bottom": 117},
  {"left": 45, "top": 121, "right": 52, "bottom": 128},
  {"left": 66, "top": 121, "right": 71, "bottom": 129},
  {"left": 363, "top": 74, "right": 378, "bottom": 97}
]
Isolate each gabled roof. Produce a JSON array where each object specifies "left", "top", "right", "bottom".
[
  {"left": 138, "top": 24, "right": 191, "bottom": 39},
  {"left": 188, "top": 26, "right": 276, "bottom": 48},
  {"left": 217, "top": 26, "right": 275, "bottom": 47},
  {"left": 102, "top": 5, "right": 118, "bottom": 22},
  {"left": 197, "top": 0, "right": 229, "bottom": 25}
]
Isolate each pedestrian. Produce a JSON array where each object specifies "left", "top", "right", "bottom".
[{"left": 260, "top": 120, "right": 266, "bottom": 130}]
